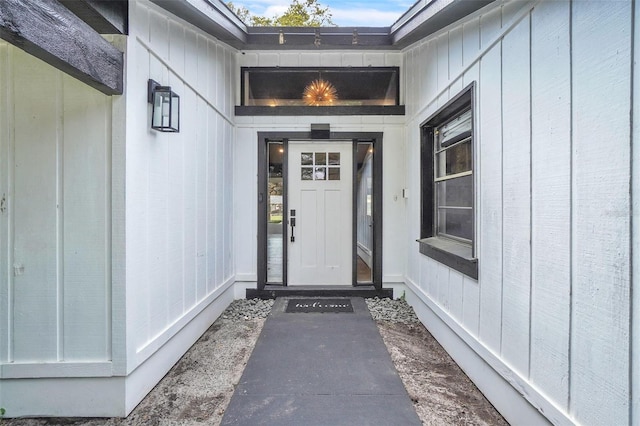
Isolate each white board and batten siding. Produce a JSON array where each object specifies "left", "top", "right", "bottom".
[
  {"left": 403, "top": 1, "right": 634, "bottom": 425},
  {"left": 124, "top": 0, "right": 237, "bottom": 375},
  {"left": 1, "top": 0, "right": 238, "bottom": 415},
  {"left": 0, "top": 42, "right": 113, "bottom": 373},
  {"left": 234, "top": 51, "right": 408, "bottom": 286}
]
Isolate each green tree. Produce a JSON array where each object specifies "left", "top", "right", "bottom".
[
  {"left": 227, "top": 0, "right": 334, "bottom": 27},
  {"left": 226, "top": 2, "right": 251, "bottom": 23}
]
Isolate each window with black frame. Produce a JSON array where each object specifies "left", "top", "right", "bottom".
[
  {"left": 236, "top": 67, "right": 405, "bottom": 116},
  {"left": 419, "top": 83, "right": 477, "bottom": 279}
]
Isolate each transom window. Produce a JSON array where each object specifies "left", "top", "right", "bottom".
[
  {"left": 419, "top": 83, "right": 477, "bottom": 279},
  {"left": 241, "top": 67, "right": 399, "bottom": 107}
]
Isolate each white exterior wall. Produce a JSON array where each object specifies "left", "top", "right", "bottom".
[
  {"left": 121, "top": 0, "right": 237, "bottom": 411},
  {"left": 234, "top": 51, "right": 407, "bottom": 287},
  {"left": 0, "top": 0, "right": 238, "bottom": 417},
  {"left": 403, "top": 1, "right": 634, "bottom": 425},
  {"left": 0, "top": 39, "right": 115, "bottom": 409}
]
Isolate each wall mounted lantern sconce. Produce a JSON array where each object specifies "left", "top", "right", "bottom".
[{"left": 148, "top": 79, "right": 180, "bottom": 132}]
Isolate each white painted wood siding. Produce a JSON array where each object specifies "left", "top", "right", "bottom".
[
  {"left": 124, "top": 1, "right": 236, "bottom": 371},
  {"left": 0, "top": 43, "right": 112, "bottom": 365},
  {"left": 234, "top": 49, "right": 406, "bottom": 285},
  {"left": 403, "top": 1, "right": 633, "bottom": 424}
]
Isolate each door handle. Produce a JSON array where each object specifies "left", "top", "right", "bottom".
[{"left": 290, "top": 217, "right": 296, "bottom": 242}]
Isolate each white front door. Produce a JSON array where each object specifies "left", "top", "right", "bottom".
[{"left": 288, "top": 141, "right": 352, "bottom": 285}]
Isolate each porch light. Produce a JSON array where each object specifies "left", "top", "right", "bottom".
[{"left": 148, "top": 79, "right": 180, "bottom": 132}]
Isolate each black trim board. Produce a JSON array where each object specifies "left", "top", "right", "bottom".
[
  {"left": 257, "top": 132, "right": 384, "bottom": 291},
  {"left": 0, "top": 0, "right": 123, "bottom": 95},
  {"left": 246, "top": 26, "right": 393, "bottom": 49},
  {"left": 236, "top": 106, "right": 405, "bottom": 116},
  {"left": 247, "top": 285, "right": 393, "bottom": 300},
  {"left": 419, "top": 82, "right": 476, "bottom": 279},
  {"left": 418, "top": 238, "right": 478, "bottom": 280}
]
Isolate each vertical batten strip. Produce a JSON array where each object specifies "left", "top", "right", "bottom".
[
  {"left": 7, "top": 45, "right": 13, "bottom": 364},
  {"left": 527, "top": 11, "right": 533, "bottom": 380},
  {"left": 499, "top": 13, "right": 505, "bottom": 358},
  {"left": 567, "top": 0, "right": 574, "bottom": 416},
  {"left": 56, "top": 70, "right": 64, "bottom": 362},
  {"left": 0, "top": 42, "right": 12, "bottom": 364},
  {"left": 630, "top": 1, "right": 638, "bottom": 424},
  {"left": 105, "top": 95, "right": 113, "bottom": 363}
]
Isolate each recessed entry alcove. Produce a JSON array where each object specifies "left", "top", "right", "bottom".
[{"left": 252, "top": 131, "right": 387, "bottom": 298}]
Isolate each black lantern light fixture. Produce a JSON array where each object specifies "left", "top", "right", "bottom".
[{"left": 148, "top": 79, "right": 180, "bottom": 132}]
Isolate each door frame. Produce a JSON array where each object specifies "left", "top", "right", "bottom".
[{"left": 257, "top": 131, "right": 383, "bottom": 290}]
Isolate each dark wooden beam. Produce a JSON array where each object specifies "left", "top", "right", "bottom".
[
  {"left": 0, "top": 0, "right": 123, "bottom": 95},
  {"left": 58, "top": 0, "right": 128, "bottom": 34}
]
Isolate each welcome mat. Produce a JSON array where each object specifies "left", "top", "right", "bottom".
[{"left": 286, "top": 298, "right": 354, "bottom": 313}]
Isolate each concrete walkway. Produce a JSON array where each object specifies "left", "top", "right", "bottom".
[{"left": 221, "top": 297, "right": 422, "bottom": 426}]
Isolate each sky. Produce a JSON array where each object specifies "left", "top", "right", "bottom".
[{"left": 233, "top": 0, "right": 414, "bottom": 27}]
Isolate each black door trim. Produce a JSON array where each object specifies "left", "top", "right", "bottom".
[{"left": 257, "top": 131, "right": 383, "bottom": 290}]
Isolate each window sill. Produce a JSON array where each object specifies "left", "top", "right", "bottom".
[{"left": 417, "top": 237, "right": 478, "bottom": 280}]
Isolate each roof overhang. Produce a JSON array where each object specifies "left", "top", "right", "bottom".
[
  {"left": 391, "top": 0, "right": 495, "bottom": 48},
  {"left": 149, "top": 0, "right": 247, "bottom": 48},
  {"left": 150, "top": 0, "right": 497, "bottom": 50}
]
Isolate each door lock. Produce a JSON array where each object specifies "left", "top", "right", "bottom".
[{"left": 290, "top": 210, "right": 296, "bottom": 242}]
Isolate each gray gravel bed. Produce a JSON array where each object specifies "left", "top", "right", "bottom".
[
  {"left": 222, "top": 297, "right": 420, "bottom": 324},
  {"left": 365, "top": 297, "right": 420, "bottom": 324},
  {"left": 220, "top": 298, "right": 274, "bottom": 321}
]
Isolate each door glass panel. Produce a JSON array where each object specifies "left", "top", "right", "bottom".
[
  {"left": 314, "top": 167, "right": 326, "bottom": 180},
  {"left": 328, "top": 168, "right": 340, "bottom": 180},
  {"left": 301, "top": 152, "right": 313, "bottom": 165},
  {"left": 315, "top": 152, "right": 326, "bottom": 165},
  {"left": 356, "top": 143, "right": 373, "bottom": 283},
  {"left": 329, "top": 152, "right": 340, "bottom": 165},
  {"left": 267, "top": 142, "right": 284, "bottom": 283},
  {"left": 301, "top": 167, "right": 313, "bottom": 180},
  {"left": 301, "top": 152, "right": 341, "bottom": 181}
]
